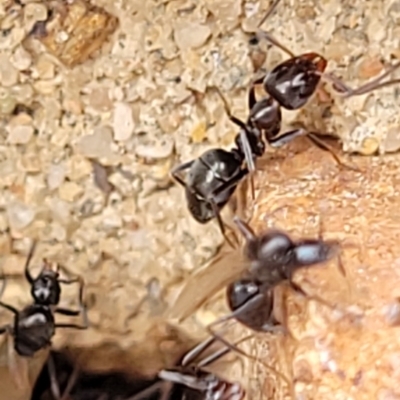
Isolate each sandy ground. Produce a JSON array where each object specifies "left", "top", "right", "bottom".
[{"left": 0, "top": 0, "right": 400, "bottom": 398}]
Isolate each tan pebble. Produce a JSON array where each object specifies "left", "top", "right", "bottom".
[
  {"left": 7, "top": 124, "right": 34, "bottom": 144},
  {"left": 11, "top": 46, "right": 32, "bottom": 71},
  {"left": 0, "top": 233, "right": 11, "bottom": 256},
  {"left": 293, "top": 358, "right": 314, "bottom": 383},
  {"left": 174, "top": 22, "right": 211, "bottom": 50},
  {"left": 383, "top": 126, "right": 400, "bottom": 153},
  {"left": 34, "top": 55, "right": 55, "bottom": 80},
  {"left": 359, "top": 137, "right": 379, "bottom": 155},
  {"left": 33, "top": 80, "right": 59, "bottom": 95},
  {"left": 77, "top": 125, "right": 115, "bottom": 159},
  {"left": 190, "top": 120, "right": 207, "bottom": 143},
  {"left": 6, "top": 114, "right": 34, "bottom": 144},
  {"left": 88, "top": 87, "right": 113, "bottom": 112},
  {"left": 0, "top": 88, "right": 17, "bottom": 114},
  {"left": 11, "top": 84, "right": 34, "bottom": 104},
  {"left": 0, "top": 55, "right": 19, "bottom": 87},
  {"left": 62, "top": 97, "right": 83, "bottom": 115},
  {"left": 67, "top": 155, "right": 92, "bottom": 181},
  {"left": 112, "top": 102, "right": 135, "bottom": 141},
  {"left": 24, "top": 2, "right": 48, "bottom": 23},
  {"left": 58, "top": 181, "right": 84, "bottom": 202},
  {"left": 358, "top": 56, "right": 384, "bottom": 79}
]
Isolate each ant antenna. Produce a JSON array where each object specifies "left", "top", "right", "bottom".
[
  {"left": 257, "top": 0, "right": 282, "bottom": 28},
  {"left": 24, "top": 240, "right": 38, "bottom": 284}
]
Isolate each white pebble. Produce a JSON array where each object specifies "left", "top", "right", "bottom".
[
  {"left": 6, "top": 202, "right": 35, "bottom": 231},
  {"left": 7, "top": 124, "right": 34, "bottom": 144},
  {"left": 112, "top": 102, "right": 135, "bottom": 141},
  {"left": 174, "top": 23, "right": 211, "bottom": 50}
]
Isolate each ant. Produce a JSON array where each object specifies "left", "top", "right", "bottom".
[
  {"left": 244, "top": 0, "right": 400, "bottom": 156},
  {"left": 170, "top": 79, "right": 337, "bottom": 246},
  {"left": 168, "top": 214, "right": 342, "bottom": 323},
  {"left": 127, "top": 339, "right": 246, "bottom": 400},
  {"left": 166, "top": 216, "right": 342, "bottom": 398},
  {"left": 0, "top": 241, "right": 88, "bottom": 358}
]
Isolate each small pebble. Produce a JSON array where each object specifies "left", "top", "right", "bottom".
[
  {"left": 77, "top": 126, "right": 115, "bottom": 159},
  {"left": 46, "top": 163, "right": 66, "bottom": 190},
  {"left": 112, "top": 102, "right": 135, "bottom": 141},
  {"left": 7, "top": 124, "right": 34, "bottom": 144},
  {"left": 6, "top": 202, "right": 35, "bottom": 231},
  {"left": 174, "top": 22, "right": 211, "bottom": 50},
  {"left": 58, "top": 181, "right": 84, "bottom": 202},
  {"left": 0, "top": 55, "right": 19, "bottom": 87}
]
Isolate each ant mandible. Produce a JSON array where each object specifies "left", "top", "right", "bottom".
[{"left": 0, "top": 241, "right": 88, "bottom": 358}]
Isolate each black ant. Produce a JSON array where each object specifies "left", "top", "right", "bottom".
[
  {"left": 246, "top": 0, "right": 400, "bottom": 154},
  {"left": 0, "top": 241, "right": 88, "bottom": 358},
  {"left": 170, "top": 79, "right": 336, "bottom": 245},
  {"left": 126, "top": 339, "right": 246, "bottom": 400},
  {"left": 167, "top": 216, "right": 342, "bottom": 398},
  {"left": 168, "top": 214, "right": 343, "bottom": 323}
]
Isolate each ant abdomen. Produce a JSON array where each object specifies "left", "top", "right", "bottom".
[
  {"left": 227, "top": 279, "right": 276, "bottom": 332},
  {"left": 14, "top": 305, "right": 55, "bottom": 357}
]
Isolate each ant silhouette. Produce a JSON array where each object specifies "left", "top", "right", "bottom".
[
  {"left": 167, "top": 215, "right": 343, "bottom": 400},
  {"left": 126, "top": 339, "right": 246, "bottom": 400},
  {"left": 243, "top": 0, "right": 400, "bottom": 165},
  {"left": 0, "top": 241, "right": 88, "bottom": 358}
]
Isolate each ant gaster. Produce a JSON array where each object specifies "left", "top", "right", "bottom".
[{"left": 0, "top": 241, "right": 88, "bottom": 357}]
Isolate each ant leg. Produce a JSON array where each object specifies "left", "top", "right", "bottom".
[
  {"left": 232, "top": 216, "right": 257, "bottom": 242},
  {"left": 211, "top": 86, "right": 256, "bottom": 173},
  {"left": 0, "top": 277, "right": 6, "bottom": 299},
  {"left": 255, "top": 30, "right": 295, "bottom": 58},
  {"left": 170, "top": 161, "right": 194, "bottom": 188},
  {"left": 196, "top": 334, "right": 253, "bottom": 368},
  {"left": 55, "top": 281, "right": 89, "bottom": 330},
  {"left": 0, "top": 301, "right": 19, "bottom": 314},
  {"left": 181, "top": 335, "right": 218, "bottom": 366},
  {"left": 288, "top": 280, "right": 335, "bottom": 310},
  {"left": 209, "top": 199, "right": 236, "bottom": 249},
  {"left": 24, "top": 240, "right": 38, "bottom": 284},
  {"left": 124, "top": 381, "right": 171, "bottom": 400},
  {"left": 321, "top": 60, "right": 400, "bottom": 98},
  {"left": 208, "top": 168, "right": 250, "bottom": 248},
  {"left": 257, "top": 0, "right": 283, "bottom": 30},
  {"left": 306, "top": 132, "right": 360, "bottom": 172},
  {"left": 269, "top": 128, "right": 359, "bottom": 172},
  {"left": 47, "top": 354, "right": 61, "bottom": 400},
  {"left": 60, "top": 363, "right": 80, "bottom": 400}
]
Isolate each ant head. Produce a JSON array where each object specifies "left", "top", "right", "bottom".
[
  {"left": 31, "top": 264, "right": 61, "bottom": 306},
  {"left": 293, "top": 239, "right": 340, "bottom": 267}
]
